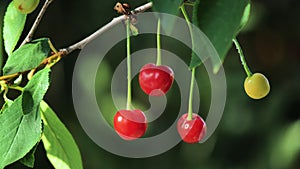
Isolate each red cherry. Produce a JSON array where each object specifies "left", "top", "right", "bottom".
[
  {"left": 139, "top": 63, "right": 174, "bottom": 96},
  {"left": 114, "top": 109, "right": 147, "bottom": 140},
  {"left": 177, "top": 113, "right": 206, "bottom": 144}
]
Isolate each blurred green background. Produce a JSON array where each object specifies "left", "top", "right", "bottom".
[{"left": 1, "top": 0, "right": 300, "bottom": 168}]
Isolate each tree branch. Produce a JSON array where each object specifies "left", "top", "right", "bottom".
[
  {"left": 20, "top": 0, "right": 54, "bottom": 46},
  {"left": 60, "top": 2, "right": 153, "bottom": 55},
  {"left": 0, "top": 2, "right": 152, "bottom": 82}
]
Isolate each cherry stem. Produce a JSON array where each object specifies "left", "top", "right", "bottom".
[
  {"left": 181, "top": 4, "right": 195, "bottom": 121},
  {"left": 233, "top": 38, "right": 253, "bottom": 77},
  {"left": 156, "top": 18, "right": 161, "bottom": 66},
  {"left": 48, "top": 39, "right": 58, "bottom": 53},
  {"left": 126, "top": 19, "right": 132, "bottom": 110},
  {"left": 187, "top": 67, "right": 196, "bottom": 120},
  {"left": 180, "top": 5, "right": 195, "bottom": 57}
]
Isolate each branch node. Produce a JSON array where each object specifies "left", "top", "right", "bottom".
[{"left": 58, "top": 2, "right": 152, "bottom": 54}]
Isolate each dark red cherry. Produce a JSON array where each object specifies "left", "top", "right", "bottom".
[
  {"left": 114, "top": 109, "right": 147, "bottom": 140},
  {"left": 139, "top": 63, "right": 174, "bottom": 96},
  {"left": 177, "top": 113, "right": 206, "bottom": 144}
]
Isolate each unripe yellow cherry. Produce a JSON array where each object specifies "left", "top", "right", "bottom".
[
  {"left": 244, "top": 73, "right": 270, "bottom": 99},
  {"left": 13, "top": 0, "right": 40, "bottom": 14}
]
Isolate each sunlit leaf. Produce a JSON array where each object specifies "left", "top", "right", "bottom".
[{"left": 41, "top": 101, "right": 83, "bottom": 169}]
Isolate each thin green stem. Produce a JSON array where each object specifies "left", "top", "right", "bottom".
[
  {"left": 48, "top": 39, "right": 58, "bottom": 53},
  {"left": 180, "top": 5, "right": 195, "bottom": 55},
  {"left": 3, "top": 85, "right": 9, "bottom": 102},
  {"left": 45, "top": 56, "right": 61, "bottom": 68},
  {"left": 233, "top": 38, "right": 253, "bottom": 77},
  {"left": 184, "top": 2, "right": 195, "bottom": 7},
  {"left": 156, "top": 18, "right": 161, "bottom": 66},
  {"left": 126, "top": 19, "right": 132, "bottom": 110},
  {"left": 181, "top": 5, "right": 196, "bottom": 121},
  {"left": 8, "top": 85, "right": 24, "bottom": 92},
  {"left": 187, "top": 67, "right": 196, "bottom": 120}
]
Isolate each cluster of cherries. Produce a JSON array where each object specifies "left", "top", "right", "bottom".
[
  {"left": 113, "top": 38, "right": 271, "bottom": 145},
  {"left": 14, "top": 0, "right": 270, "bottom": 144},
  {"left": 113, "top": 58, "right": 270, "bottom": 144},
  {"left": 113, "top": 63, "right": 207, "bottom": 143}
]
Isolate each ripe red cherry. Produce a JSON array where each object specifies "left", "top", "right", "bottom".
[
  {"left": 139, "top": 63, "right": 174, "bottom": 96},
  {"left": 177, "top": 113, "right": 206, "bottom": 144},
  {"left": 114, "top": 109, "right": 147, "bottom": 140}
]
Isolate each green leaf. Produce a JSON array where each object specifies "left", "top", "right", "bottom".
[
  {"left": 3, "top": 38, "right": 50, "bottom": 75},
  {"left": 0, "top": 97, "right": 42, "bottom": 169},
  {"left": 130, "top": 24, "right": 139, "bottom": 36},
  {"left": 189, "top": 51, "right": 202, "bottom": 69},
  {"left": 40, "top": 100, "right": 83, "bottom": 169},
  {"left": 22, "top": 68, "right": 51, "bottom": 115},
  {"left": 0, "top": 1, "right": 6, "bottom": 72},
  {"left": 0, "top": 99, "right": 14, "bottom": 114},
  {"left": 191, "top": 0, "right": 250, "bottom": 72},
  {"left": 270, "top": 121, "right": 300, "bottom": 169},
  {"left": 3, "top": 2, "right": 27, "bottom": 56},
  {"left": 149, "top": 0, "right": 183, "bottom": 34},
  {"left": 239, "top": 3, "right": 251, "bottom": 32},
  {"left": 150, "top": 0, "right": 183, "bottom": 15},
  {"left": 19, "top": 143, "right": 39, "bottom": 168}
]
